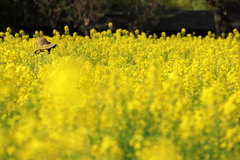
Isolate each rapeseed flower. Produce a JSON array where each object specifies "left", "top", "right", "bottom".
[{"left": 0, "top": 27, "right": 239, "bottom": 160}]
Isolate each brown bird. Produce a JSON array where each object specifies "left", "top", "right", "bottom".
[{"left": 33, "top": 37, "right": 57, "bottom": 55}]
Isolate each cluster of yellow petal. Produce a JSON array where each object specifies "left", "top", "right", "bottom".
[{"left": 0, "top": 26, "right": 240, "bottom": 160}]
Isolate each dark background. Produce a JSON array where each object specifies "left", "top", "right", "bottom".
[{"left": 0, "top": 0, "right": 240, "bottom": 36}]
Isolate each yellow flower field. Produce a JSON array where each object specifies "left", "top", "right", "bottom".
[{"left": 0, "top": 26, "right": 240, "bottom": 160}]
